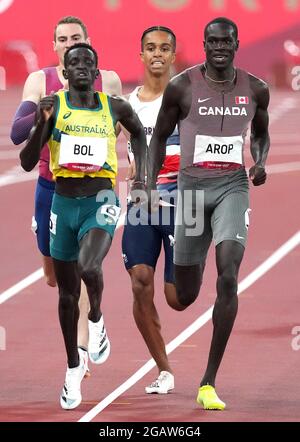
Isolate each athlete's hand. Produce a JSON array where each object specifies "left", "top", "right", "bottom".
[
  {"left": 38, "top": 94, "right": 55, "bottom": 123},
  {"left": 126, "top": 161, "right": 136, "bottom": 181},
  {"left": 130, "top": 181, "right": 147, "bottom": 206},
  {"left": 249, "top": 164, "right": 267, "bottom": 186},
  {"left": 147, "top": 183, "right": 160, "bottom": 213}
]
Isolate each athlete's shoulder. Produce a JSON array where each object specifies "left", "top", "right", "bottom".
[
  {"left": 128, "top": 86, "right": 140, "bottom": 100},
  {"left": 109, "top": 95, "right": 134, "bottom": 122},
  {"left": 169, "top": 65, "right": 194, "bottom": 89},
  {"left": 100, "top": 69, "right": 122, "bottom": 96},
  {"left": 247, "top": 71, "right": 269, "bottom": 91},
  {"left": 246, "top": 72, "right": 270, "bottom": 107},
  {"left": 164, "top": 68, "right": 190, "bottom": 101},
  {"left": 109, "top": 94, "right": 129, "bottom": 106},
  {"left": 22, "top": 69, "right": 46, "bottom": 102}
]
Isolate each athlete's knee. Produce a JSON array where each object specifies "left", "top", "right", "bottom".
[
  {"left": 217, "top": 272, "right": 238, "bottom": 298},
  {"left": 175, "top": 273, "right": 202, "bottom": 307},
  {"left": 164, "top": 283, "right": 187, "bottom": 311},
  {"left": 58, "top": 289, "right": 80, "bottom": 311},
  {"left": 176, "top": 285, "right": 198, "bottom": 308},
  {"left": 79, "top": 262, "right": 103, "bottom": 288},
  {"left": 131, "top": 267, "right": 152, "bottom": 295},
  {"left": 130, "top": 268, "right": 154, "bottom": 310},
  {"left": 174, "top": 264, "right": 203, "bottom": 307}
]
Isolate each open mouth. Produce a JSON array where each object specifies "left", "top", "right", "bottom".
[
  {"left": 212, "top": 54, "right": 228, "bottom": 62},
  {"left": 151, "top": 61, "right": 164, "bottom": 67},
  {"left": 77, "top": 72, "right": 88, "bottom": 79}
]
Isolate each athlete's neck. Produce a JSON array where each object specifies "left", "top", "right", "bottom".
[
  {"left": 67, "top": 88, "right": 97, "bottom": 108},
  {"left": 138, "top": 72, "right": 170, "bottom": 102},
  {"left": 204, "top": 63, "right": 236, "bottom": 83}
]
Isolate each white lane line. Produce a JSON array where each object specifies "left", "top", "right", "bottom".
[
  {"left": 0, "top": 215, "right": 126, "bottom": 305},
  {"left": 266, "top": 162, "right": 300, "bottom": 174},
  {"left": 0, "top": 161, "right": 299, "bottom": 190},
  {"left": 0, "top": 165, "right": 38, "bottom": 187},
  {"left": 269, "top": 97, "right": 297, "bottom": 125},
  {"left": 78, "top": 230, "right": 300, "bottom": 422},
  {"left": 0, "top": 150, "right": 20, "bottom": 159},
  {"left": 0, "top": 160, "right": 129, "bottom": 187},
  {"left": 0, "top": 268, "right": 44, "bottom": 305}
]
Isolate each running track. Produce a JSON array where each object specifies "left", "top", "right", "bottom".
[{"left": 0, "top": 88, "right": 299, "bottom": 422}]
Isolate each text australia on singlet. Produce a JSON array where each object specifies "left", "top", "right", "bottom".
[{"left": 59, "top": 124, "right": 109, "bottom": 172}]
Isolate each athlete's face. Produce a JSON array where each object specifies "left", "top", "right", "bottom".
[
  {"left": 141, "top": 31, "right": 176, "bottom": 76},
  {"left": 204, "top": 23, "right": 239, "bottom": 71},
  {"left": 53, "top": 23, "right": 90, "bottom": 66},
  {"left": 63, "top": 47, "right": 99, "bottom": 90}
]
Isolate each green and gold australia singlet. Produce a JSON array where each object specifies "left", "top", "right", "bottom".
[{"left": 48, "top": 90, "right": 117, "bottom": 186}]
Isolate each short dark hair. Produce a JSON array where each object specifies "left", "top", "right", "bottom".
[
  {"left": 204, "top": 17, "right": 238, "bottom": 40},
  {"left": 64, "top": 43, "right": 98, "bottom": 67},
  {"left": 54, "top": 16, "right": 88, "bottom": 41},
  {"left": 141, "top": 26, "right": 176, "bottom": 51}
]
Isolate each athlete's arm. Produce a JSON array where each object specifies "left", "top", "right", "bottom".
[
  {"left": 101, "top": 70, "right": 122, "bottom": 96},
  {"left": 147, "top": 76, "right": 183, "bottom": 190},
  {"left": 10, "top": 71, "right": 45, "bottom": 145},
  {"left": 19, "top": 95, "right": 56, "bottom": 172},
  {"left": 249, "top": 76, "right": 270, "bottom": 186},
  {"left": 101, "top": 70, "right": 123, "bottom": 137},
  {"left": 110, "top": 96, "right": 146, "bottom": 185}
]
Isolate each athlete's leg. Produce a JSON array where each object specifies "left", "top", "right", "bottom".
[
  {"left": 78, "top": 228, "right": 111, "bottom": 322},
  {"left": 34, "top": 177, "right": 56, "bottom": 286},
  {"left": 200, "top": 175, "right": 249, "bottom": 387},
  {"left": 200, "top": 240, "right": 244, "bottom": 387},
  {"left": 174, "top": 263, "right": 205, "bottom": 308},
  {"left": 122, "top": 204, "right": 172, "bottom": 375},
  {"left": 161, "top": 207, "right": 186, "bottom": 311},
  {"left": 53, "top": 260, "right": 88, "bottom": 410},
  {"left": 173, "top": 172, "right": 212, "bottom": 309},
  {"left": 164, "top": 282, "right": 185, "bottom": 311},
  {"left": 130, "top": 264, "right": 172, "bottom": 373},
  {"left": 53, "top": 258, "right": 81, "bottom": 368}
]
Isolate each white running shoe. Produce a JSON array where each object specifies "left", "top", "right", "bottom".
[
  {"left": 60, "top": 348, "right": 86, "bottom": 410},
  {"left": 145, "top": 371, "right": 175, "bottom": 394},
  {"left": 88, "top": 316, "right": 111, "bottom": 364}
]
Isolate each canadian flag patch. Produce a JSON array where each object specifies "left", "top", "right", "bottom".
[{"left": 235, "top": 96, "right": 249, "bottom": 104}]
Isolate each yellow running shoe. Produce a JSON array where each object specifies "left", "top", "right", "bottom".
[{"left": 196, "top": 385, "right": 226, "bottom": 410}]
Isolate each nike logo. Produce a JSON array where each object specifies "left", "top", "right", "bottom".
[
  {"left": 198, "top": 98, "right": 211, "bottom": 103},
  {"left": 236, "top": 234, "right": 244, "bottom": 240}
]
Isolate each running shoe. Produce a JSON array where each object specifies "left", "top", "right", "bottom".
[
  {"left": 196, "top": 385, "right": 226, "bottom": 410},
  {"left": 60, "top": 348, "right": 86, "bottom": 410},
  {"left": 88, "top": 315, "right": 111, "bottom": 364},
  {"left": 145, "top": 371, "right": 174, "bottom": 394}
]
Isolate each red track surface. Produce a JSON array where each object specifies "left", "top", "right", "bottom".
[{"left": 0, "top": 88, "right": 299, "bottom": 422}]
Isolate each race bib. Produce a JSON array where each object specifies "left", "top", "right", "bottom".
[
  {"left": 59, "top": 134, "right": 108, "bottom": 172},
  {"left": 193, "top": 135, "right": 243, "bottom": 166}
]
